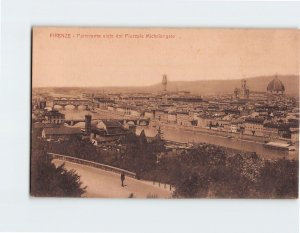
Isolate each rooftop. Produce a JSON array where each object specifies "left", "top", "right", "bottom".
[
  {"left": 43, "top": 127, "right": 82, "bottom": 135},
  {"left": 267, "top": 77, "right": 285, "bottom": 93}
]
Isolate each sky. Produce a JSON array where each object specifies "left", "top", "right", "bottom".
[{"left": 32, "top": 27, "right": 299, "bottom": 87}]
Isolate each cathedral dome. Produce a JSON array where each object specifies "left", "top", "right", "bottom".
[{"left": 267, "top": 77, "right": 285, "bottom": 94}]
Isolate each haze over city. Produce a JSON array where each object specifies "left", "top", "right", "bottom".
[{"left": 32, "top": 28, "right": 299, "bottom": 87}]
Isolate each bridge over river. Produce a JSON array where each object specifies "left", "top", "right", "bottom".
[
  {"left": 53, "top": 99, "right": 93, "bottom": 110},
  {"left": 52, "top": 157, "right": 173, "bottom": 198}
]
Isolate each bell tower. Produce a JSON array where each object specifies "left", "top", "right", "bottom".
[{"left": 162, "top": 74, "right": 167, "bottom": 92}]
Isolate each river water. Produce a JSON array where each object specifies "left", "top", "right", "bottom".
[{"left": 60, "top": 108, "right": 299, "bottom": 160}]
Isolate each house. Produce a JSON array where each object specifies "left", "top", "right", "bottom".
[
  {"left": 129, "top": 108, "right": 141, "bottom": 117},
  {"left": 42, "top": 126, "right": 82, "bottom": 140},
  {"left": 290, "top": 127, "right": 299, "bottom": 142},
  {"left": 93, "top": 97, "right": 114, "bottom": 109},
  {"left": 177, "top": 112, "right": 191, "bottom": 126},
  {"left": 243, "top": 118, "right": 265, "bottom": 136},
  {"left": 160, "top": 112, "right": 168, "bottom": 123},
  {"left": 116, "top": 106, "right": 127, "bottom": 115},
  {"left": 88, "top": 119, "right": 129, "bottom": 145},
  {"left": 95, "top": 120, "right": 127, "bottom": 136},
  {"left": 107, "top": 106, "right": 115, "bottom": 111},
  {"left": 196, "top": 116, "right": 207, "bottom": 128},
  {"left": 230, "top": 124, "right": 239, "bottom": 133},
  {"left": 154, "top": 110, "right": 167, "bottom": 122},
  {"left": 44, "top": 110, "right": 65, "bottom": 124},
  {"left": 167, "top": 112, "right": 177, "bottom": 123},
  {"left": 263, "top": 123, "right": 279, "bottom": 140},
  {"left": 144, "top": 110, "right": 155, "bottom": 119}
]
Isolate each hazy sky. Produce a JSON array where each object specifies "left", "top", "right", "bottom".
[{"left": 32, "top": 27, "right": 299, "bottom": 87}]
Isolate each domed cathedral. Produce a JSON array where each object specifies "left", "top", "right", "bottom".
[{"left": 267, "top": 75, "right": 285, "bottom": 95}]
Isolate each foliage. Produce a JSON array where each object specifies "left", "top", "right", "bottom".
[
  {"left": 31, "top": 133, "right": 86, "bottom": 197},
  {"left": 40, "top": 127, "right": 298, "bottom": 198},
  {"left": 257, "top": 159, "right": 298, "bottom": 198}
]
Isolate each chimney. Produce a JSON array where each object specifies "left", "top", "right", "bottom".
[{"left": 85, "top": 114, "right": 92, "bottom": 136}]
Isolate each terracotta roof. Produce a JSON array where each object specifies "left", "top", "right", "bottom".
[
  {"left": 43, "top": 127, "right": 82, "bottom": 135},
  {"left": 33, "top": 122, "right": 61, "bottom": 128},
  {"left": 245, "top": 118, "right": 265, "bottom": 124},
  {"left": 101, "top": 120, "right": 123, "bottom": 128},
  {"left": 44, "top": 110, "right": 65, "bottom": 117}
]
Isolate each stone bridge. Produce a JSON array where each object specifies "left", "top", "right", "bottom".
[
  {"left": 122, "top": 118, "right": 150, "bottom": 126},
  {"left": 53, "top": 99, "right": 93, "bottom": 110},
  {"left": 64, "top": 118, "right": 150, "bottom": 126}
]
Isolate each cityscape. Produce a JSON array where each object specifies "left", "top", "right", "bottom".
[
  {"left": 31, "top": 74, "right": 299, "bottom": 198},
  {"left": 31, "top": 28, "right": 299, "bottom": 198}
]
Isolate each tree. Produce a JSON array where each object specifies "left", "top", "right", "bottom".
[
  {"left": 31, "top": 137, "right": 86, "bottom": 197},
  {"left": 173, "top": 172, "right": 209, "bottom": 198},
  {"left": 258, "top": 159, "right": 298, "bottom": 198}
]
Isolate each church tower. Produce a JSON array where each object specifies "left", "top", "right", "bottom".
[
  {"left": 162, "top": 74, "right": 168, "bottom": 92},
  {"left": 240, "top": 79, "right": 250, "bottom": 99}
]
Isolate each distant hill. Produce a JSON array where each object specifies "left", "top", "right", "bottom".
[
  {"left": 147, "top": 75, "right": 299, "bottom": 96},
  {"left": 42, "top": 75, "right": 299, "bottom": 97}
]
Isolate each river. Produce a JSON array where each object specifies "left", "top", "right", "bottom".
[{"left": 60, "top": 108, "right": 299, "bottom": 160}]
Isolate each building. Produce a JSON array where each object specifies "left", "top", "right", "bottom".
[
  {"left": 39, "top": 100, "right": 46, "bottom": 109},
  {"left": 177, "top": 112, "right": 191, "bottom": 126},
  {"left": 162, "top": 74, "right": 167, "bottom": 92},
  {"left": 154, "top": 109, "right": 167, "bottom": 121},
  {"left": 167, "top": 112, "right": 177, "bottom": 123},
  {"left": 234, "top": 79, "right": 250, "bottom": 100},
  {"left": 89, "top": 119, "right": 129, "bottom": 145},
  {"left": 116, "top": 106, "right": 128, "bottom": 115},
  {"left": 290, "top": 127, "right": 299, "bottom": 143},
  {"left": 144, "top": 110, "right": 155, "bottom": 119},
  {"left": 85, "top": 114, "right": 92, "bottom": 135},
  {"left": 95, "top": 120, "right": 127, "bottom": 136},
  {"left": 262, "top": 123, "right": 279, "bottom": 140},
  {"left": 42, "top": 127, "right": 82, "bottom": 140},
  {"left": 44, "top": 110, "right": 65, "bottom": 124},
  {"left": 196, "top": 116, "right": 211, "bottom": 128},
  {"left": 243, "top": 118, "right": 265, "bottom": 136},
  {"left": 129, "top": 108, "right": 141, "bottom": 117},
  {"left": 267, "top": 76, "right": 285, "bottom": 94},
  {"left": 107, "top": 106, "right": 115, "bottom": 111},
  {"left": 230, "top": 124, "right": 239, "bottom": 133},
  {"left": 93, "top": 97, "right": 114, "bottom": 109}
]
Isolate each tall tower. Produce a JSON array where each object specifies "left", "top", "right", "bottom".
[
  {"left": 240, "top": 79, "right": 250, "bottom": 99},
  {"left": 241, "top": 79, "right": 246, "bottom": 90},
  {"left": 85, "top": 114, "right": 92, "bottom": 136},
  {"left": 39, "top": 100, "right": 46, "bottom": 109},
  {"left": 162, "top": 74, "right": 168, "bottom": 92}
]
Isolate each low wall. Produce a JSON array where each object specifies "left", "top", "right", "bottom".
[{"left": 48, "top": 153, "right": 137, "bottom": 178}]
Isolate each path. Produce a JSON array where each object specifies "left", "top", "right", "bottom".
[{"left": 52, "top": 159, "right": 173, "bottom": 198}]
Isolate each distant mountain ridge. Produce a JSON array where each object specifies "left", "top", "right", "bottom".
[
  {"left": 147, "top": 75, "right": 299, "bottom": 96},
  {"left": 44, "top": 75, "right": 299, "bottom": 97}
]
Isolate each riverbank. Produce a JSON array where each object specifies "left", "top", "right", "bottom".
[
  {"left": 60, "top": 108, "right": 299, "bottom": 160},
  {"left": 154, "top": 121, "right": 294, "bottom": 143},
  {"left": 137, "top": 125, "right": 298, "bottom": 160}
]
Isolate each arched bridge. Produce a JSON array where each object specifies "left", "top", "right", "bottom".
[
  {"left": 64, "top": 117, "right": 150, "bottom": 126},
  {"left": 53, "top": 99, "right": 93, "bottom": 110},
  {"left": 122, "top": 118, "right": 150, "bottom": 126}
]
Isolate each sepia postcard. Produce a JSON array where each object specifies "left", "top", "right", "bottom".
[{"left": 31, "top": 27, "right": 299, "bottom": 198}]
